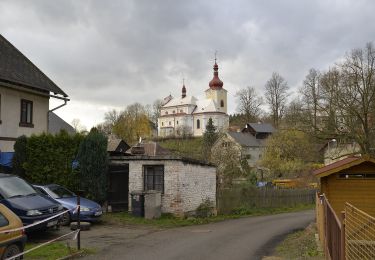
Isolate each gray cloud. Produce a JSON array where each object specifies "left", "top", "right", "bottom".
[{"left": 1, "top": 0, "right": 375, "bottom": 127}]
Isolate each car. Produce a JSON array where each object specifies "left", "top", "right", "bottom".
[
  {"left": 33, "top": 184, "right": 102, "bottom": 226},
  {"left": 0, "top": 173, "right": 63, "bottom": 231},
  {"left": 0, "top": 204, "right": 26, "bottom": 260}
]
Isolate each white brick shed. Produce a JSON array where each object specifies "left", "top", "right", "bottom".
[{"left": 108, "top": 155, "right": 217, "bottom": 216}]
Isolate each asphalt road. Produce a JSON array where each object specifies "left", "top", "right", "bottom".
[{"left": 83, "top": 210, "right": 314, "bottom": 260}]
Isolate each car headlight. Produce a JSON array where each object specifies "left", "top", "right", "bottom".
[
  {"left": 80, "top": 207, "right": 90, "bottom": 212},
  {"left": 27, "top": 210, "right": 42, "bottom": 216},
  {"left": 57, "top": 205, "right": 64, "bottom": 211}
]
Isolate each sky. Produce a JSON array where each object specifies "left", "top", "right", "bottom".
[{"left": 1, "top": 0, "right": 375, "bottom": 129}]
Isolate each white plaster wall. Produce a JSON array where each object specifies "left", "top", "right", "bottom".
[{"left": 0, "top": 86, "right": 49, "bottom": 152}]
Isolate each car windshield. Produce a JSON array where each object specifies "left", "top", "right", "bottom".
[
  {"left": 46, "top": 185, "right": 75, "bottom": 199},
  {"left": 0, "top": 177, "right": 38, "bottom": 199}
]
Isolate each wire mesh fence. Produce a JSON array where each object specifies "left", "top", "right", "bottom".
[{"left": 345, "top": 203, "right": 375, "bottom": 260}]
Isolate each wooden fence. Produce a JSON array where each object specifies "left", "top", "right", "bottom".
[
  {"left": 217, "top": 187, "right": 316, "bottom": 214},
  {"left": 316, "top": 193, "right": 375, "bottom": 260}
]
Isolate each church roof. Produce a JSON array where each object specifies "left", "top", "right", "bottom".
[
  {"left": 0, "top": 34, "right": 67, "bottom": 96},
  {"left": 162, "top": 95, "right": 198, "bottom": 107},
  {"left": 193, "top": 99, "right": 219, "bottom": 114}
]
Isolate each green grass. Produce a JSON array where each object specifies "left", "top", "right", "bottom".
[
  {"left": 102, "top": 204, "right": 314, "bottom": 229},
  {"left": 275, "top": 223, "right": 324, "bottom": 259},
  {"left": 157, "top": 137, "right": 205, "bottom": 161},
  {"left": 24, "top": 242, "right": 95, "bottom": 260}
]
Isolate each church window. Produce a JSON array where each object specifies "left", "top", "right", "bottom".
[
  {"left": 173, "top": 110, "right": 175, "bottom": 114},
  {"left": 180, "top": 109, "right": 183, "bottom": 113},
  {"left": 220, "top": 100, "right": 224, "bottom": 107},
  {"left": 197, "top": 119, "right": 200, "bottom": 129},
  {"left": 169, "top": 121, "right": 171, "bottom": 125},
  {"left": 177, "top": 120, "right": 179, "bottom": 125},
  {"left": 165, "top": 111, "right": 168, "bottom": 115},
  {"left": 162, "top": 122, "right": 164, "bottom": 126}
]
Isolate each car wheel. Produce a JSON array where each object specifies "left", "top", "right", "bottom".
[
  {"left": 60, "top": 211, "right": 71, "bottom": 226},
  {"left": 2, "top": 244, "right": 21, "bottom": 260}
]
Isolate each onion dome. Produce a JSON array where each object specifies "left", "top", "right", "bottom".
[{"left": 209, "top": 61, "right": 224, "bottom": 89}]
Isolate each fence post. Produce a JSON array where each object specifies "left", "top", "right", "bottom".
[
  {"left": 340, "top": 211, "right": 346, "bottom": 260},
  {"left": 77, "top": 193, "right": 81, "bottom": 251},
  {"left": 323, "top": 195, "right": 328, "bottom": 258}
]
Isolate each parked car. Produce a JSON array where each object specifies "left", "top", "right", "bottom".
[
  {"left": 0, "top": 204, "right": 26, "bottom": 260},
  {"left": 33, "top": 184, "right": 102, "bottom": 225},
  {"left": 0, "top": 173, "right": 63, "bottom": 231}
]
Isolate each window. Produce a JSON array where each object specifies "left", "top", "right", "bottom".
[
  {"left": 220, "top": 100, "right": 224, "bottom": 107},
  {"left": 176, "top": 120, "right": 179, "bottom": 125},
  {"left": 165, "top": 111, "right": 168, "bottom": 115},
  {"left": 161, "top": 122, "right": 164, "bottom": 126},
  {"left": 180, "top": 109, "right": 183, "bottom": 113},
  {"left": 338, "top": 173, "right": 375, "bottom": 179},
  {"left": 197, "top": 119, "right": 200, "bottom": 129},
  {"left": 169, "top": 121, "right": 171, "bottom": 126},
  {"left": 173, "top": 110, "right": 175, "bottom": 114},
  {"left": 20, "top": 99, "right": 33, "bottom": 127},
  {"left": 0, "top": 213, "right": 9, "bottom": 228},
  {"left": 144, "top": 165, "right": 164, "bottom": 192}
]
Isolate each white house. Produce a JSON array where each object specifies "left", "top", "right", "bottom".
[
  {"left": 0, "top": 34, "right": 68, "bottom": 153},
  {"left": 158, "top": 61, "right": 229, "bottom": 137}
]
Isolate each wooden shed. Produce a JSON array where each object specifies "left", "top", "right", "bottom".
[{"left": 314, "top": 156, "right": 375, "bottom": 217}]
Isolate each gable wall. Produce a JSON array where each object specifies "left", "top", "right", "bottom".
[{"left": 0, "top": 85, "right": 49, "bottom": 152}]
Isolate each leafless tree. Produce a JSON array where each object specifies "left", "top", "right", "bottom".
[
  {"left": 235, "top": 86, "right": 263, "bottom": 123},
  {"left": 264, "top": 72, "right": 289, "bottom": 128},
  {"left": 71, "top": 118, "right": 86, "bottom": 133}
]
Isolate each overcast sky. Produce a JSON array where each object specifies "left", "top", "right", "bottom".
[{"left": 1, "top": 0, "right": 374, "bottom": 129}]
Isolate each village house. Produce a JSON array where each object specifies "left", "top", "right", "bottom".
[
  {"left": 213, "top": 123, "right": 276, "bottom": 167},
  {"left": 320, "top": 138, "right": 360, "bottom": 165},
  {"left": 158, "top": 60, "right": 229, "bottom": 137},
  {"left": 0, "top": 34, "right": 68, "bottom": 153},
  {"left": 107, "top": 142, "right": 217, "bottom": 216}
]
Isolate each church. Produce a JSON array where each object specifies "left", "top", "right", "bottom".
[{"left": 158, "top": 61, "right": 229, "bottom": 137}]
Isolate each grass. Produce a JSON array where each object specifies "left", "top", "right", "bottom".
[
  {"left": 102, "top": 204, "right": 314, "bottom": 229},
  {"left": 273, "top": 223, "right": 324, "bottom": 260},
  {"left": 157, "top": 137, "right": 205, "bottom": 161},
  {"left": 24, "top": 242, "right": 95, "bottom": 260}
]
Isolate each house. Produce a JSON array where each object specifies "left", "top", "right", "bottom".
[
  {"left": 108, "top": 142, "right": 217, "bottom": 216},
  {"left": 314, "top": 156, "right": 375, "bottom": 217},
  {"left": 0, "top": 34, "right": 68, "bottom": 153},
  {"left": 48, "top": 112, "right": 75, "bottom": 135},
  {"left": 213, "top": 123, "right": 276, "bottom": 167},
  {"left": 320, "top": 139, "right": 360, "bottom": 165},
  {"left": 157, "top": 61, "right": 229, "bottom": 137}
]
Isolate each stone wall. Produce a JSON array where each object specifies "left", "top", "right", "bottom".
[{"left": 127, "top": 159, "right": 216, "bottom": 216}]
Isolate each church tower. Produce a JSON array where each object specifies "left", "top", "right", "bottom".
[{"left": 205, "top": 60, "right": 227, "bottom": 114}]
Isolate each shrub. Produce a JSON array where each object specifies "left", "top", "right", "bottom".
[{"left": 196, "top": 199, "right": 215, "bottom": 218}]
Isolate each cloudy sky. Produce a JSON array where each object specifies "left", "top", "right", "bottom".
[{"left": 1, "top": 0, "right": 374, "bottom": 128}]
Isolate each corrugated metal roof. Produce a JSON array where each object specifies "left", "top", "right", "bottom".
[{"left": 0, "top": 34, "right": 67, "bottom": 96}]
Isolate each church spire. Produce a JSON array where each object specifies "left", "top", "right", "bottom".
[
  {"left": 182, "top": 78, "right": 186, "bottom": 98},
  {"left": 209, "top": 53, "right": 224, "bottom": 89}
]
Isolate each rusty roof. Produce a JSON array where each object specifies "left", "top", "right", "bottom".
[{"left": 314, "top": 156, "right": 375, "bottom": 178}]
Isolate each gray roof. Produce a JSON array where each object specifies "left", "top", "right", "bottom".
[
  {"left": 48, "top": 112, "right": 75, "bottom": 134},
  {"left": 228, "top": 132, "right": 261, "bottom": 147},
  {"left": 0, "top": 34, "right": 67, "bottom": 96},
  {"left": 247, "top": 123, "right": 276, "bottom": 133}
]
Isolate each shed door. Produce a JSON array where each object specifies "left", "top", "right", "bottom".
[{"left": 108, "top": 164, "right": 129, "bottom": 212}]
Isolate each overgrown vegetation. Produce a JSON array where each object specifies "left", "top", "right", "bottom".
[
  {"left": 158, "top": 137, "right": 205, "bottom": 160},
  {"left": 274, "top": 223, "right": 323, "bottom": 259},
  {"left": 77, "top": 128, "right": 109, "bottom": 203}
]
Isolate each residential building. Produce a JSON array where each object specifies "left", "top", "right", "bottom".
[
  {"left": 48, "top": 112, "right": 75, "bottom": 135},
  {"left": 320, "top": 139, "right": 361, "bottom": 165},
  {"left": 158, "top": 61, "right": 229, "bottom": 137},
  {"left": 0, "top": 34, "right": 68, "bottom": 152}
]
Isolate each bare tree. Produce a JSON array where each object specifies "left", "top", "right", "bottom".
[
  {"left": 264, "top": 72, "right": 289, "bottom": 128},
  {"left": 71, "top": 118, "right": 86, "bottom": 133},
  {"left": 235, "top": 86, "right": 263, "bottom": 123},
  {"left": 104, "top": 109, "right": 120, "bottom": 125},
  {"left": 300, "top": 68, "right": 321, "bottom": 132}
]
